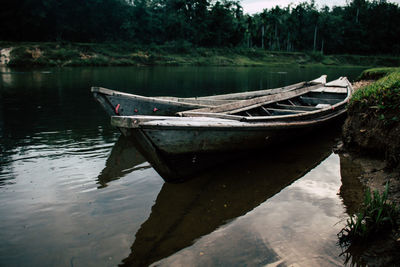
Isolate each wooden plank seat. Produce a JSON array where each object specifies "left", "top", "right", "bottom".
[
  {"left": 264, "top": 108, "right": 306, "bottom": 115},
  {"left": 273, "top": 103, "right": 319, "bottom": 111},
  {"left": 241, "top": 106, "right": 307, "bottom": 116},
  {"left": 299, "top": 96, "right": 344, "bottom": 106}
]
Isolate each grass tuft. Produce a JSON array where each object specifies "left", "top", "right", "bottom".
[{"left": 338, "top": 183, "right": 399, "bottom": 247}]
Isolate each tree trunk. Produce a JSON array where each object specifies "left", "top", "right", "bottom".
[
  {"left": 274, "top": 23, "right": 279, "bottom": 50},
  {"left": 356, "top": 8, "right": 359, "bottom": 23},
  {"left": 269, "top": 33, "right": 272, "bottom": 50},
  {"left": 261, "top": 25, "right": 264, "bottom": 49},
  {"left": 321, "top": 39, "right": 324, "bottom": 54},
  {"left": 313, "top": 25, "right": 317, "bottom": 51}
]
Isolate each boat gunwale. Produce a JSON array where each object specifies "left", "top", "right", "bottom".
[
  {"left": 110, "top": 77, "right": 352, "bottom": 132},
  {"left": 92, "top": 87, "right": 213, "bottom": 108},
  {"left": 90, "top": 75, "right": 327, "bottom": 108},
  {"left": 111, "top": 107, "right": 348, "bottom": 131}
]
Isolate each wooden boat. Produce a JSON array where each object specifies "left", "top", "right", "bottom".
[
  {"left": 91, "top": 75, "right": 326, "bottom": 116},
  {"left": 111, "top": 76, "right": 353, "bottom": 182}
]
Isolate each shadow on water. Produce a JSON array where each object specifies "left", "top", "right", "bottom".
[
  {"left": 338, "top": 154, "right": 366, "bottom": 216},
  {"left": 120, "top": 127, "right": 341, "bottom": 267},
  {"left": 96, "top": 136, "right": 149, "bottom": 188}
]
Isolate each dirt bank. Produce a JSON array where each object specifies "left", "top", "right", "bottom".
[
  {"left": 337, "top": 79, "right": 400, "bottom": 265},
  {"left": 337, "top": 150, "right": 400, "bottom": 265},
  {"left": 342, "top": 79, "right": 400, "bottom": 203},
  {"left": 338, "top": 148, "right": 400, "bottom": 205}
]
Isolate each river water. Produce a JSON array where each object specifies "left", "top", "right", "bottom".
[{"left": 0, "top": 65, "right": 366, "bottom": 266}]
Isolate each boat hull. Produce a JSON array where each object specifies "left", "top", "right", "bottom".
[
  {"left": 112, "top": 109, "right": 346, "bottom": 182},
  {"left": 113, "top": 109, "right": 346, "bottom": 155}
]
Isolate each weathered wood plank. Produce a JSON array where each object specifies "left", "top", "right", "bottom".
[
  {"left": 266, "top": 108, "right": 307, "bottom": 115},
  {"left": 224, "top": 84, "right": 324, "bottom": 115},
  {"left": 179, "top": 83, "right": 324, "bottom": 116},
  {"left": 299, "top": 96, "right": 344, "bottom": 105},
  {"left": 193, "top": 81, "right": 306, "bottom": 101},
  {"left": 274, "top": 103, "right": 319, "bottom": 111},
  {"left": 310, "top": 75, "right": 327, "bottom": 84},
  {"left": 311, "top": 86, "right": 348, "bottom": 93},
  {"left": 325, "top": 77, "right": 351, "bottom": 88},
  {"left": 261, "top": 106, "right": 272, "bottom": 115}
]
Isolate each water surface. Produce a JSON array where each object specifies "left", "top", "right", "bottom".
[{"left": 0, "top": 65, "right": 366, "bottom": 266}]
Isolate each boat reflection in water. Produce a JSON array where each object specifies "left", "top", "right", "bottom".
[
  {"left": 120, "top": 129, "right": 339, "bottom": 266},
  {"left": 338, "top": 153, "right": 365, "bottom": 215},
  {"left": 97, "top": 136, "right": 149, "bottom": 188}
]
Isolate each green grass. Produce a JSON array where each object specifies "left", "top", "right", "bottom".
[
  {"left": 358, "top": 67, "right": 400, "bottom": 80},
  {"left": 349, "top": 71, "right": 400, "bottom": 124},
  {"left": 338, "top": 183, "right": 399, "bottom": 246}
]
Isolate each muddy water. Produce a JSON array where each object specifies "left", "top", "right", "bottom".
[{"left": 0, "top": 65, "right": 366, "bottom": 266}]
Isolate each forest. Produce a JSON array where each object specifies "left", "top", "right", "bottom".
[{"left": 1, "top": 0, "right": 400, "bottom": 55}]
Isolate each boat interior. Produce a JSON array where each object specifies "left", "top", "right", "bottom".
[{"left": 232, "top": 90, "right": 348, "bottom": 117}]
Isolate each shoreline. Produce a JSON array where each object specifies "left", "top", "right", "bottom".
[
  {"left": 338, "top": 75, "right": 400, "bottom": 265},
  {"left": 1, "top": 42, "right": 400, "bottom": 68},
  {"left": 345, "top": 78, "right": 400, "bottom": 204},
  {"left": 336, "top": 148, "right": 400, "bottom": 265}
]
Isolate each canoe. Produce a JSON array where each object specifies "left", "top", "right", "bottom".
[
  {"left": 111, "top": 76, "right": 353, "bottom": 182},
  {"left": 91, "top": 75, "right": 326, "bottom": 116}
]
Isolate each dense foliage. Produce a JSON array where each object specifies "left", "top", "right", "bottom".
[{"left": 1, "top": 0, "right": 400, "bottom": 54}]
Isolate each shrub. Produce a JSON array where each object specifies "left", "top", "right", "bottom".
[
  {"left": 45, "top": 48, "right": 80, "bottom": 61},
  {"left": 307, "top": 51, "right": 324, "bottom": 62},
  {"left": 8, "top": 46, "right": 50, "bottom": 66}
]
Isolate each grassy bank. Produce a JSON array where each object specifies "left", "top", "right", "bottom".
[
  {"left": 1, "top": 42, "right": 400, "bottom": 68},
  {"left": 357, "top": 67, "right": 400, "bottom": 80},
  {"left": 345, "top": 70, "right": 400, "bottom": 167},
  {"left": 340, "top": 68, "right": 400, "bottom": 265}
]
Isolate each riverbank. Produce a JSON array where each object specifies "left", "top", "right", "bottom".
[
  {"left": 344, "top": 69, "right": 400, "bottom": 204},
  {"left": 338, "top": 69, "right": 400, "bottom": 265},
  {"left": 336, "top": 151, "right": 400, "bottom": 265},
  {"left": 1, "top": 42, "right": 400, "bottom": 68},
  {"left": 344, "top": 71, "right": 400, "bottom": 171}
]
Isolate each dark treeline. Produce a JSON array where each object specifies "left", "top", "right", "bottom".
[{"left": 1, "top": 0, "right": 400, "bottom": 55}]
